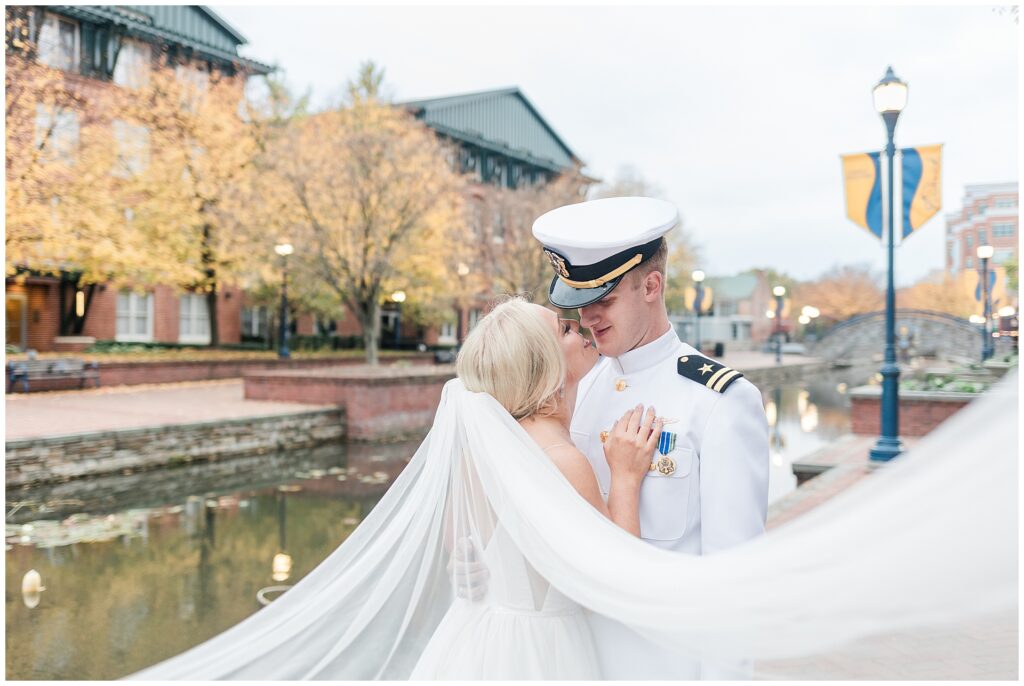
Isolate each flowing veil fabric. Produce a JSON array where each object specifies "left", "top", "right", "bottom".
[{"left": 128, "top": 371, "right": 1018, "bottom": 680}]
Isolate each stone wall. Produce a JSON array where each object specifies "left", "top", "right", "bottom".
[
  {"left": 6, "top": 408, "right": 345, "bottom": 487},
  {"left": 5, "top": 353, "right": 433, "bottom": 393},
  {"left": 245, "top": 365, "right": 456, "bottom": 441},
  {"left": 850, "top": 386, "right": 974, "bottom": 437}
]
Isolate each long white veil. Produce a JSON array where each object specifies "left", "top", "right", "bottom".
[{"left": 128, "top": 370, "right": 1017, "bottom": 679}]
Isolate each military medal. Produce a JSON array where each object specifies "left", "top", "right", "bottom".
[{"left": 649, "top": 455, "right": 676, "bottom": 475}]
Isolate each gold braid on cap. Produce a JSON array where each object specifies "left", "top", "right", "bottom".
[{"left": 557, "top": 254, "right": 644, "bottom": 289}]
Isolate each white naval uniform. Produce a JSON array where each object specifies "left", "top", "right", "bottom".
[{"left": 571, "top": 327, "right": 769, "bottom": 679}]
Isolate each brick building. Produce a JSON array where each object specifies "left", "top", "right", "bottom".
[
  {"left": 291, "top": 87, "right": 589, "bottom": 349},
  {"left": 4, "top": 5, "right": 271, "bottom": 353},
  {"left": 945, "top": 182, "right": 1018, "bottom": 276}
]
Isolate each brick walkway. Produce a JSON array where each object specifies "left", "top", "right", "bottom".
[
  {"left": 761, "top": 434, "right": 1016, "bottom": 680},
  {"left": 5, "top": 379, "right": 331, "bottom": 440}
]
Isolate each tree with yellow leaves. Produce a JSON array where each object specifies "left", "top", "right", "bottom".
[
  {"left": 791, "top": 264, "right": 884, "bottom": 325},
  {"left": 265, "top": 63, "right": 467, "bottom": 364},
  {"left": 112, "top": 61, "right": 265, "bottom": 346}
]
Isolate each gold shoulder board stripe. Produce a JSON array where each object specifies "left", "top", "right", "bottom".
[
  {"left": 712, "top": 369, "right": 741, "bottom": 392},
  {"left": 705, "top": 366, "right": 733, "bottom": 389}
]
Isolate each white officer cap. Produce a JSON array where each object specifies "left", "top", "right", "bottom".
[{"left": 532, "top": 196, "right": 679, "bottom": 308}]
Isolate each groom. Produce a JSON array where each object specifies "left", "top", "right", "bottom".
[{"left": 533, "top": 196, "right": 769, "bottom": 679}]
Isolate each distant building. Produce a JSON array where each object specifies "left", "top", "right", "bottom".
[
  {"left": 673, "top": 271, "right": 782, "bottom": 352},
  {"left": 945, "top": 182, "right": 1018, "bottom": 276},
  {"left": 302, "top": 87, "right": 590, "bottom": 349},
  {"left": 5, "top": 5, "right": 271, "bottom": 353}
]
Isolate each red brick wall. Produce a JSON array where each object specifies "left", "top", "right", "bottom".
[
  {"left": 82, "top": 285, "right": 116, "bottom": 340},
  {"left": 851, "top": 395, "right": 970, "bottom": 437},
  {"left": 244, "top": 367, "right": 455, "bottom": 440}
]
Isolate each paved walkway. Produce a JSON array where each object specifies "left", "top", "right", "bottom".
[{"left": 5, "top": 379, "right": 331, "bottom": 441}]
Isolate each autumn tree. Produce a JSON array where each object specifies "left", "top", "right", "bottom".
[
  {"left": 112, "top": 61, "right": 267, "bottom": 346},
  {"left": 791, "top": 264, "right": 884, "bottom": 324},
  {"left": 5, "top": 10, "right": 170, "bottom": 334},
  {"left": 266, "top": 62, "right": 467, "bottom": 364},
  {"left": 472, "top": 166, "right": 592, "bottom": 303}
]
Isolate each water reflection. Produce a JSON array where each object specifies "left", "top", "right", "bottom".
[
  {"left": 763, "top": 367, "right": 873, "bottom": 504},
  {"left": 5, "top": 439, "right": 420, "bottom": 681},
  {"left": 6, "top": 370, "right": 872, "bottom": 680}
]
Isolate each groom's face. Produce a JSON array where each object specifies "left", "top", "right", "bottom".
[{"left": 578, "top": 275, "right": 651, "bottom": 358}]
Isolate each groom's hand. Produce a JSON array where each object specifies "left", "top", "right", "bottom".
[{"left": 448, "top": 537, "right": 489, "bottom": 601}]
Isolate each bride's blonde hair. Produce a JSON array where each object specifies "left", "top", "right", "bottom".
[{"left": 456, "top": 297, "right": 565, "bottom": 420}]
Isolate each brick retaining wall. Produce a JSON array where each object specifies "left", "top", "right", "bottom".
[
  {"left": 245, "top": 365, "right": 456, "bottom": 441},
  {"left": 5, "top": 353, "right": 432, "bottom": 393},
  {"left": 6, "top": 408, "right": 345, "bottom": 487},
  {"left": 850, "top": 386, "right": 974, "bottom": 436}
]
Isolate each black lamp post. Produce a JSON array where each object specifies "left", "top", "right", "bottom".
[
  {"left": 692, "top": 269, "right": 705, "bottom": 352},
  {"left": 868, "top": 66, "right": 908, "bottom": 463},
  {"left": 772, "top": 285, "right": 786, "bottom": 365},
  {"left": 978, "top": 245, "right": 995, "bottom": 361},
  {"left": 274, "top": 242, "right": 293, "bottom": 359}
]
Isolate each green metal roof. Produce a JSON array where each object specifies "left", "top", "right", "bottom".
[
  {"left": 402, "top": 87, "right": 579, "bottom": 172},
  {"left": 705, "top": 273, "right": 760, "bottom": 300},
  {"left": 52, "top": 5, "right": 272, "bottom": 74}
]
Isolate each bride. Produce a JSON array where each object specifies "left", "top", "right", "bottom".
[{"left": 128, "top": 298, "right": 1017, "bottom": 680}]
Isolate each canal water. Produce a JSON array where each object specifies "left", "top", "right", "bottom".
[{"left": 5, "top": 367, "right": 872, "bottom": 680}]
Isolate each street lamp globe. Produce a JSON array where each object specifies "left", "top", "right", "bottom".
[
  {"left": 392, "top": 290, "right": 407, "bottom": 303},
  {"left": 274, "top": 242, "right": 294, "bottom": 257},
  {"left": 998, "top": 305, "right": 1016, "bottom": 317},
  {"left": 456, "top": 262, "right": 470, "bottom": 277},
  {"left": 977, "top": 245, "right": 994, "bottom": 260},
  {"left": 872, "top": 66, "right": 908, "bottom": 114},
  {"left": 798, "top": 314, "right": 811, "bottom": 325},
  {"left": 765, "top": 309, "right": 775, "bottom": 319},
  {"left": 691, "top": 269, "right": 705, "bottom": 283},
  {"left": 969, "top": 315, "right": 986, "bottom": 325},
  {"left": 772, "top": 285, "right": 786, "bottom": 297}
]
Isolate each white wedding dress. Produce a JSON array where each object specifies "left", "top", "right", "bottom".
[
  {"left": 127, "top": 371, "right": 1017, "bottom": 680},
  {"left": 410, "top": 526, "right": 599, "bottom": 679}
]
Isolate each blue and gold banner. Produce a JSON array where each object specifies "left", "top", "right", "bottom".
[
  {"left": 841, "top": 151, "right": 883, "bottom": 239},
  {"left": 901, "top": 144, "right": 942, "bottom": 239}
]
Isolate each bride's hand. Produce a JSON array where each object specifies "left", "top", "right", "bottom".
[{"left": 603, "top": 405, "right": 663, "bottom": 485}]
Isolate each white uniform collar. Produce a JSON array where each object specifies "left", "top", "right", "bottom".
[{"left": 611, "top": 326, "right": 682, "bottom": 375}]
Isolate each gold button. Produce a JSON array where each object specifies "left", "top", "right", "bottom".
[
  {"left": 599, "top": 431, "right": 609, "bottom": 443},
  {"left": 614, "top": 379, "right": 628, "bottom": 391}
]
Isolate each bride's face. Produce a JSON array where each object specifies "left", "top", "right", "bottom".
[{"left": 532, "top": 305, "right": 599, "bottom": 384}]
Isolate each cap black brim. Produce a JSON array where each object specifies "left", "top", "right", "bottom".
[{"left": 547, "top": 275, "right": 624, "bottom": 309}]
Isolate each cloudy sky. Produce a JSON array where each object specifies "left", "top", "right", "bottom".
[{"left": 213, "top": 4, "right": 1018, "bottom": 286}]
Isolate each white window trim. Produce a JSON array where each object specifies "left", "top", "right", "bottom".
[
  {"left": 113, "top": 38, "right": 152, "bottom": 89},
  {"left": 34, "top": 104, "right": 79, "bottom": 165},
  {"left": 112, "top": 119, "right": 150, "bottom": 177},
  {"left": 179, "top": 293, "right": 212, "bottom": 344},
  {"left": 115, "top": 291, "right": 154, "bottom": 343},
  {"left": 438, "top": 321, "right": 457, "bottom": 345},
  {"left": 37, "top": 12, "right": 80, "bottom": 72}
]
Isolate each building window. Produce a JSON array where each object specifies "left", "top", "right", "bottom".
[
  {"left": 175, "top": 62, "right": 209, "bottom": 108},
  {"left": 37, "top": 13, "right": 79, "bottom": 72},
  {"left": 965, "top": 234, "right": 973, "bottom": 248},
  {"left": 112, "top": 120, "right": 150, "bottom": 177},
  {"left": 492, "top": 210, "right": 505, "bottom": 243},
  {"left": 34, "top": 104, "right": 79, "bottom": 164},
  {"left": 993, "top": 249, "right": 1015, "bottom": 265},
  {"left": 439, "top": 320, "right": 456, "bottom": 344},
  {"left": 965, "top": 257, "right": 974, "bottom": 269},
  {"left": 468, "top": 308, "right": 482, "bottom": 330},
  {"left": 977, "top": 229, "right": 986, "bottom": 244},
  {"left": 116, "top": 290, "right": 153, "bottom": 342},
  {"left": 995, "top": 197, "right": 1017, "bottom": 209},
  {"left": 993, "top": 223, "right": 1016, "bottom": 238},
  {"left": 179, "top": 293, "right": 210, "bottom": 344},
  {"left": 113, "top": 39, "right": 152, "bottom": 89},
  {"left": 241, "top": 305, "right": 268, "bottom": 339}
]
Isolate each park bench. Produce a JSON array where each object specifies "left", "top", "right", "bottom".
[{"left": 6, "top": 358, "right": 100, "bottom": 393}]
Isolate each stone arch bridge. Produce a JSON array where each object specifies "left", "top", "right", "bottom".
[{"left": 809, "top": 309, "right": 1013, "bottom": 364}]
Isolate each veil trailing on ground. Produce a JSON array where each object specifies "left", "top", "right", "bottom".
[{"left": 128, "top": 371, "right": 1018, "bottom": 680}]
